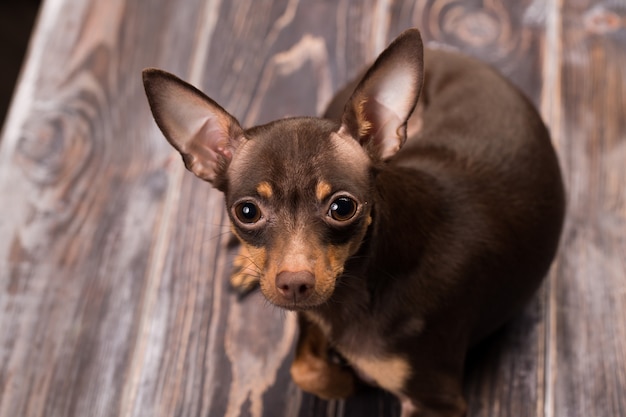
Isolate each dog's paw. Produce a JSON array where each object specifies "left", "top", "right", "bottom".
[
  {"left": 230, "top": 246, "right": 260, "bottom": 297},
  {"left": 290, "top": 352, "right": 356, "bottom": 400},
  {"left": 230, "top": 268, "right": 259, "bottom": 296}
]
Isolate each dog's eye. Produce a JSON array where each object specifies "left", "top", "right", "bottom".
[
  {"left": 235, "top": 201, "right": 262, "bottom": 224},
  {"left": 328, "top": 197, "right": 357, "bottom": 222}
]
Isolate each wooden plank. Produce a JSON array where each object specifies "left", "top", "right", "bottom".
[
  {"left": 2, "top": 1, "right": 623, "bottom": 417},
  {"left": 0, "top": 0, "right": 209, "bottom": 416},
  {"left": 549, "top": 1, "right": 626, "bottom": 416}
]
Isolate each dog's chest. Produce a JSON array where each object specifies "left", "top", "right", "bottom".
[
  {"left": 342, "top": 351, "right": 411, "bottom": 394},
  {"left": 304, "top": 311, "right": 411, "bottom": 394}
]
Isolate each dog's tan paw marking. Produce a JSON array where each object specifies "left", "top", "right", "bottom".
[
  {"left": 230, "top": 246, "right": 260, "bottom": 295},
  {"left": 230, "top": 268, "right": 259, "bottom": 294}
]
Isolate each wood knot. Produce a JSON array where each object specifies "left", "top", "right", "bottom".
[
  {"left": 444, "top": 8, "right": 501, "bottom": 48},
  {"left": 423, "top": 1, "right": 518, "bottom": 58},
  {"left": 584, "top": 6, "right": 624, "bottom": 35}
]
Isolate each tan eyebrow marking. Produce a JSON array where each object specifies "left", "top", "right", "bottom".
[
  {"left": 256, "top": 181, "right": 273, "bottom": 199},
  {"left": 316, "top": 180, "right": 332, "bottom": 201}
]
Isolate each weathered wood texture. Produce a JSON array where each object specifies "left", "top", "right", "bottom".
[
  {"left": 0, "top": 0, "right": 624, "bottom": 417},
  {"left": 551, "top": 2, "right": 626, "bottom": 417}
]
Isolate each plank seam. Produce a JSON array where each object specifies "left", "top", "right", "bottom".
[
  {"left": 118, "top": 0, "right": 222, "bottom": 415},
  {"left": 540, "top": 0, "right": 564, "bottom": 416}
]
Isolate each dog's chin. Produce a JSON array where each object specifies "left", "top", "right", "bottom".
[
  {"left": 261, "top": 289, "right": 333, "bottom": 312},
  {"left": 270, "top": 299, "right": 325, "bottom": 312}
]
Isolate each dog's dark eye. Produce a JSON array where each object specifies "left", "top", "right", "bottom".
[
  {"left": 328, "top": 197, "right": 357, "bottom": 221},
  {"left": 235, "top": 201, "right": 262, "bottom": 224}
]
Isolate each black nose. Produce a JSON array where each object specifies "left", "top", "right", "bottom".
[{"left": 275, "top": 271, "right": 315, "bottom": 303}]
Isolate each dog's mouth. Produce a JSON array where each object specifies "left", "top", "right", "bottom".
[{"left": 265, "top": 296, "right": 331, "bottom": 311}]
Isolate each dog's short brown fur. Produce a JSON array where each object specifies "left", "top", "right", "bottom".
[{"left": 143, "top": 29, "right": 565, "bottom": 416}]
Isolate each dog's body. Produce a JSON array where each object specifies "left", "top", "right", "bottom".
[{"left": 143, "top": 29, "right": 564, "bottom": 417}]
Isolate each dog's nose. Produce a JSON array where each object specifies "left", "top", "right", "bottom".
[{"left": 275, "top": 271, "right": 315, "bottom": 302}]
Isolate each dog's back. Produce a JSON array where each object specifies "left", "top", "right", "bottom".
[
  {"left": 325, "top": 48, "right": 565, "bottom": 344},
  {"left": 410, "top": 49, "right": 564, "bottom": 342}
]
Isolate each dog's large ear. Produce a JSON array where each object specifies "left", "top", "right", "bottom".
[
  {"left": 340, "top": 29, "right": 424, "bottom": 161},
  {"left": 142, "top": 69, "right": 244, "bottom": 185}
]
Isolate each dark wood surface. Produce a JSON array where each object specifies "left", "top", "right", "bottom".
[{"left": 0, "top": 1, "right": 624, "bottom": 416}]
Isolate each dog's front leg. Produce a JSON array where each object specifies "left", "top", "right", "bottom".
[
  {"left": 399, "top": 396, "right": 466, "bottom": 417},
  {"left": 400, "top": 371, "right": 467, "bottom": 417},
  {"left": 290, "top": 314, "right": 355, "bottom": 400},
  {"left": 230, "top": 244, "right": 260, "bottom": 295}
]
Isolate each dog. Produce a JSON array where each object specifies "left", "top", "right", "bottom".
[{"left": 143, "top": 28, "right": 565, "bottom": 417}]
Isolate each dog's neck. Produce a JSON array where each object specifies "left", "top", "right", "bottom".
[{"left": 369, "top": 165, "right": 445, "bottom": 275}]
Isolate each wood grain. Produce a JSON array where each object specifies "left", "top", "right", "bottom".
[
  {"left": 0, "top": 0, "right": 624, "bottom": 416},
  {"left": 550, "top": 1, "right": 626, "bottom": 416},
  {"left": 0, "top": 0, "right": 214, "bottom": 416}
]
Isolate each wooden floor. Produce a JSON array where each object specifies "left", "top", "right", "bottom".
[{"left": 0, "top": 0, "right": 624, "bottom": 416}]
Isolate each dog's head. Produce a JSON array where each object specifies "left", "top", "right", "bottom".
[{"left": 143, "top": 29, "right": 424, "bottom": 310}]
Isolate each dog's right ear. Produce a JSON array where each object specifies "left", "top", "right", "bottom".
[
  {"left": 142, "top": 69, "right": 244, "bottom": 185},
  {"left": 339, "top": 29, "right": 424, "bottom": 161}
]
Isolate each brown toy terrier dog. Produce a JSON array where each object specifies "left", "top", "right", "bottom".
[{"left": 143, "top": 28, "right": 564, "bottom": 417}]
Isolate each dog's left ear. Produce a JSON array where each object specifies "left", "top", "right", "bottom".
[
  {"left": 340, "top": 29, "right": 424, "bottom": 161},
  {"left": 142, "top": 69, "right": 244, "bottom": 186}
]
